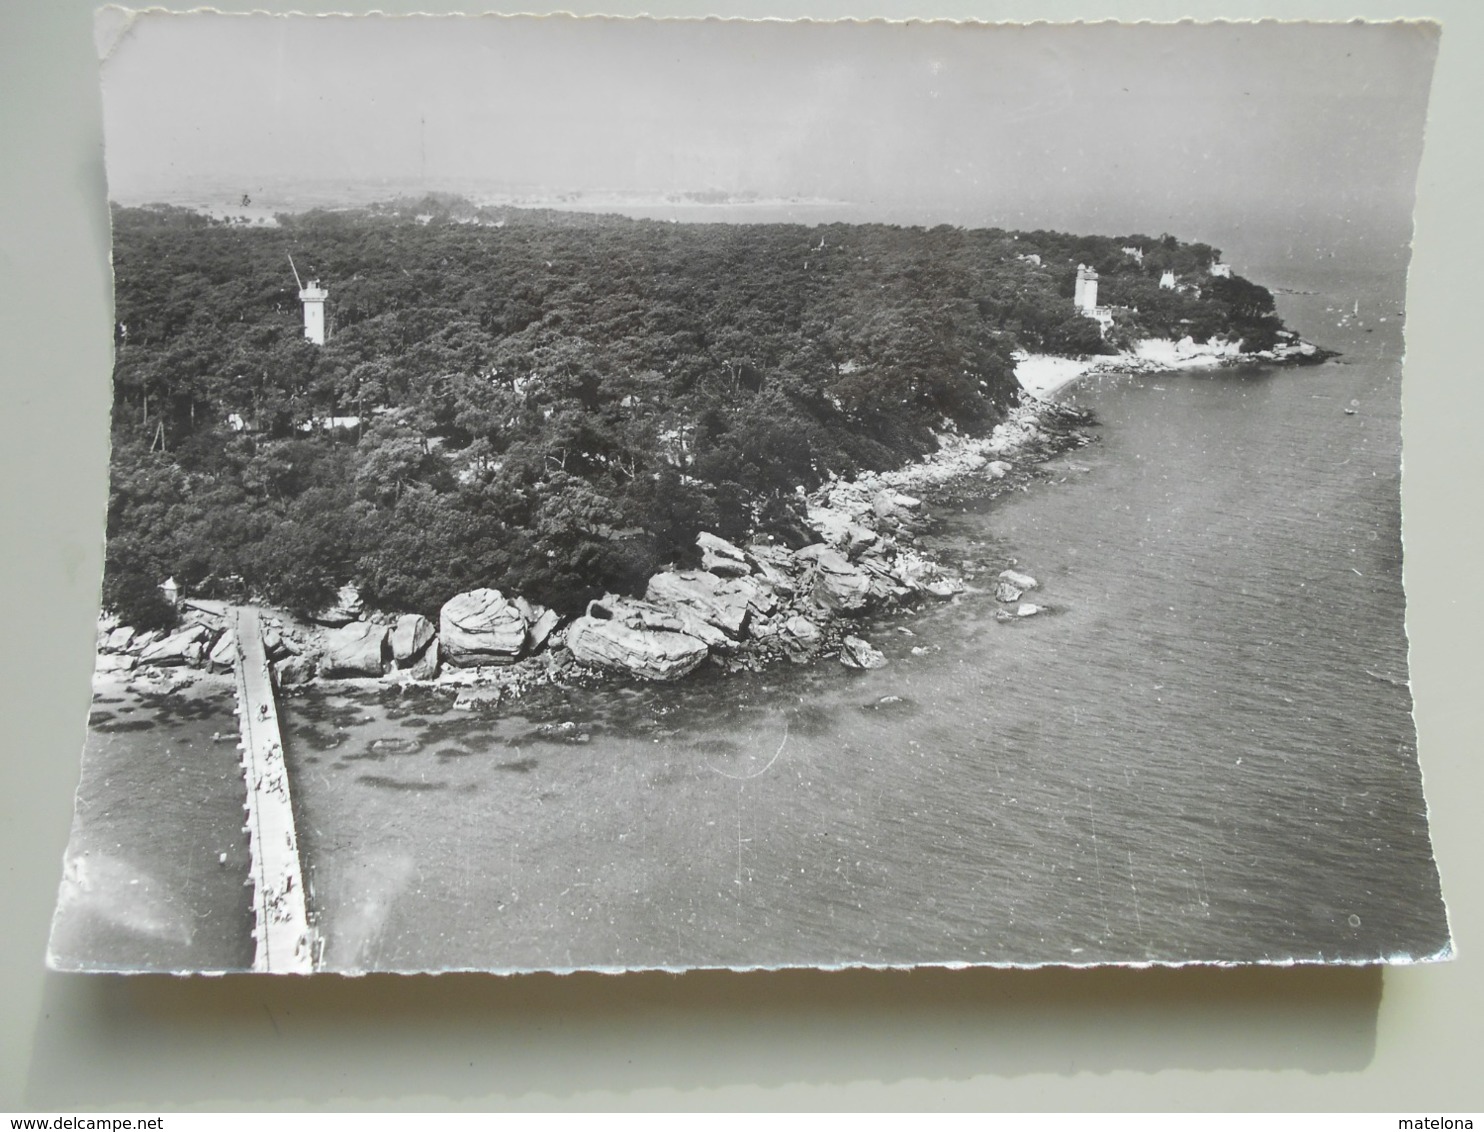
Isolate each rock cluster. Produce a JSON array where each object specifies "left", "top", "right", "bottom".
[
  {"left": 94, "top": 597, "right": 306, "bottom": 683},
  {"left": 559, "top": 514, "right": 971, "bottom": 679}
]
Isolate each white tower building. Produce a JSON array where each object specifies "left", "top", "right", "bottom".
[
  {"left": 299, "top": 280, "right": 328, "bottom": 345},
  {"left": 1074, "top": 264, "right": 1099, "bottom": 313},
  {"left": 288, "top": 254, "right": 328, "bottom": 345}
]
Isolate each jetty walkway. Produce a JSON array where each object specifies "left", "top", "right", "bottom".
[{"left": 230, "top": 606, "right": 315, "bottom": 973}]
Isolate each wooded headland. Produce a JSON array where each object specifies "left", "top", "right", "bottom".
[{"left": 102, "top": 196, "right": 1304, "bottom": 632}]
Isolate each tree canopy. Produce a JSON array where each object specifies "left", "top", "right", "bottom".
[{"left": 102, "top": 199, "right": 1286, "bottom": 624}]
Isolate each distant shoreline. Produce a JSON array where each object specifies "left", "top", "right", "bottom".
[{"left": 1014, "top": 336, "right": 1335, "bottom": 401}]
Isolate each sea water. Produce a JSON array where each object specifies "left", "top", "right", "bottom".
[{"left": 51, "top": 265, "right": 1450, "bottom": 972}]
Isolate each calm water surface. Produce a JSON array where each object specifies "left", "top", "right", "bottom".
[{"left": 52, "top": 269, "right": 1451, "bottom": 972}]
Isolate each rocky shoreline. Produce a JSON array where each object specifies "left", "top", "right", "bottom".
[
  {"left": 92, "top": 393, "right": 1097, "bottom": 711},
  {"left": 92, "top": 338, "right": 1333, "bottom": 709}
]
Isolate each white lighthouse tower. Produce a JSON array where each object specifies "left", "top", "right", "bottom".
[
  {"left": 288, "top": 254, "right": 328, "bottom": 345},
  {"left": 299, "top": 280, "right": 328, "bottom": 345},
  {"left": 1074, "top": 264, "right": 1099, "bottom": 313}
]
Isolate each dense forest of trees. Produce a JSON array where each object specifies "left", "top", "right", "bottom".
[{"left": 103, "top": 198, "right": 1286, "bottom": 629}]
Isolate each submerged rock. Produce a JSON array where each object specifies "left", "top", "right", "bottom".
[
  {"left": 889, "top": 550, "right": 962, "bottom": 599},
  {"left": 440, "top": 589, "right": 528, "bottom": 666},
  {"left": 840, "top": 635, "right": 888, "bottom": 670},
  {"left": 999, "top": 569, "right": 1038, "bottom": 591},
  {"left": 453, "top": 686, "right": 502, "bottom": 712},
  {"left": 565, "top": 596, "right": 711, "bottom": 681},
  {"left": 993, "top": 581, "right": 1024, "bottom": 604},
  {"left": 1015, "top": 603, "right": 1044, "bottom": 618}
]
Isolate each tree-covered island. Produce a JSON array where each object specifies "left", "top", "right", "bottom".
[{"left": 100, "top": 197, "right": 1325, "bottom": 682}]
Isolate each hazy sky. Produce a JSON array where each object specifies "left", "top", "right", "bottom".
[{"left": 99, "top": 14, "right": 1438, "bottom": 270}]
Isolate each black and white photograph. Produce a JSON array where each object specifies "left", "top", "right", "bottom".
[{"left": 48, "top": 11, "right": 1452, "bottom": 975}]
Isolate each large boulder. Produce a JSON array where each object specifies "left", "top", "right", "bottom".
[
  {"left": 137, "top": 624, "right": 212, "bottom": 668},
  {"left": 181, "top": 604, "right": 227, "bottom": 636},
  {"left": 696, "top": 531, "right": 751, "bottom": 577},
  {"left": 726, "top": 573, "right": 779, "bottom": 618},
  {"left": 526, "top": 607, "right": 561, "bottom": 653},
  {"left": 858, "top": 558, "right": 909, "bottom": 603},
  {"left": 104, "top": 626, "right": 136, "bottom": 653},
  {"left": 840, "top": 636, "right": 889, "bottom": 670},
  {"left": 261, "top": 625, "right": 297, "bottom": 660},
  {"left": 663, "top": 604, "right": 734, "bottom": 651},
  {"left": 128, "top": 629, "right": 163, "bottom": 654},
  {"left": 744, "top": 544, "right": 804, "bottom": 596},
  {"left": 440, "top": 589, "right": 529, "bottom": 666},
  {"left": 646, "top": 570, "right": 750, "bottom": 636},
  {"left": 565, "top": 596, "right": 711, "bottom": 681},
  {"left": 312, "top": 583, "right": 365, "bottom": 627},
  {"left": 320, "top": 620, "right": 388, "bottom": 677},
  {"left": 390, "top": 613, "right": 437, "bottom": 663},
  {"left": 207, "top": 629, "right": 238, "bottom": 673},
  {"left": 993, "top": 581, "right": 1023, "bottom": 604},
  {"left": 796, "top": 544, "right": 872, "bottom": 614},
  {"left": 406, "top": 639, "right": 440, "bottom": 679},
  {"left": 276, "top": 654, "right": 318, "bottom": 687}
]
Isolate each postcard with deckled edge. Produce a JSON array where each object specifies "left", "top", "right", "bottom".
[{"left": 49, "top": 11, "right": 1451, "bottom": 974}]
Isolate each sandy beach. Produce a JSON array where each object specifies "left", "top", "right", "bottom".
[{"left": 1014, "top": 337, "right": 1250, "bottom": 400}]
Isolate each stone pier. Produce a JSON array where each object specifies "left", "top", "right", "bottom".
[{"left": 231, "top": 607, "right": 315, "bottom": 973}]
